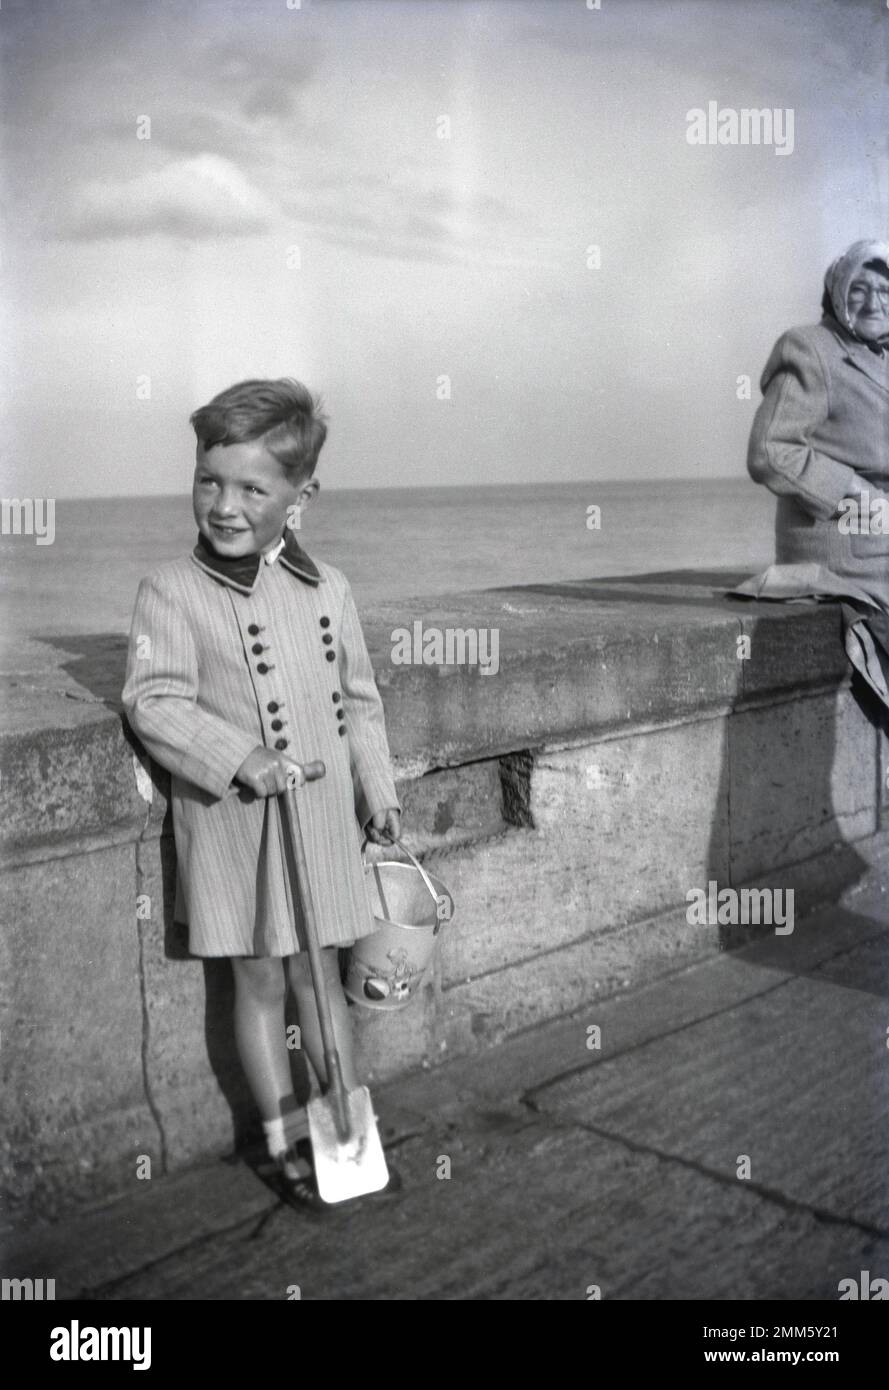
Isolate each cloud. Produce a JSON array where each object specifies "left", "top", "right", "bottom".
[
  {"left": 285, "top": 197, "right": 550, "bottom": 269},
  {"left": 57, "top": 154, "right": 279, "bottom": 241},
  {"left": 272, "top": 156, "right": 556, "bottom": 269},
  {"left": 10, "top": 3, "right": 544, "bottom": 265}
]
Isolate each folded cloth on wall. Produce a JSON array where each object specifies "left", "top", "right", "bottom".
[{"left": 729, "top": 563, "right": 889, "bottom": 715}]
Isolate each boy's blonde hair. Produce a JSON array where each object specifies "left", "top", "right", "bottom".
[{"left": 190, "top": 378, "right": 328, "bottom": 482}]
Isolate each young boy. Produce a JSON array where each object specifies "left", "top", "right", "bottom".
[{"left": 122, "top": 378, "right": 401, "bottom": 1205}]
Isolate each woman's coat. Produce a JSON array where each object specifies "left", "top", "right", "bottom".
[
  {"left": 747, "top": 242, "right": 889, "bottom": 610},
  {"left": 122, "top": 536, "right": 399, "bottom": 957}
]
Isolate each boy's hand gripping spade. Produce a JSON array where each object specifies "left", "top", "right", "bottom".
[{"left": 279, "top": 764, "right": 390, "bottom": 1203}]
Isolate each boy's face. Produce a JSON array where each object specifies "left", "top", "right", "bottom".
[{"left": 193, "top": 440, "right": 317, "bottom": 557}]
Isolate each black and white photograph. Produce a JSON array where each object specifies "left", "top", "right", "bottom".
[{"left": 1, "top": 0, "right": 888, "bottom": 1340}]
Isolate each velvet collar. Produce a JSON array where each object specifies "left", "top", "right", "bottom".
[{"left": 191, "top": 529, "right": 323, "bottom": 594}]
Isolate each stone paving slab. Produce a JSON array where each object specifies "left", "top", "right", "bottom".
[
  {"left": 396, "top": 893, "right": 889, "bottom": 1121},
  {"left": 82, "top": 1117, "right": 889, "bottom": 1302},
  {"left": 0, "top": 1096, "right": 430, "bottom": 1295},
  {"left": 5, "top": 886, "right": 888, "bottom": 1301},
  {"left": 0, "top": 1159, "right": 274, "bottom": 1297},
  {"left": 530, "top": 939, "right": 889, "bottom": 1234}
]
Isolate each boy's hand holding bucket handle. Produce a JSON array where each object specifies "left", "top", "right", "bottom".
[
  {"left": 360, "top": 832, "right": 454, "bottom": 933},
  {"left": 365, "top": 807, "right": 401, "bottom": 844}
]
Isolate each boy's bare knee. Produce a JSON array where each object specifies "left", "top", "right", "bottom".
[{"left": 233, "top": 956, "right": 286, "bottom": 1003}]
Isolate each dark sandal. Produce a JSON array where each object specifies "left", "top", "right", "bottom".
[{"left": 274, "top": 1142, "right": 329, "bottom": 1216}]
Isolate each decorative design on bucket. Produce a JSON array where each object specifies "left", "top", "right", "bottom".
[
  {"left": 345, "top": 839, "right": 455, "bottom": 1011},
  {"left": 363, "top": 948, "right": 416, "bottom": 1003}
]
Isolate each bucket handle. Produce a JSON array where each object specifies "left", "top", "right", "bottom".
[{"left": 362, "top": 835, "right": 452, "bottom": 934}]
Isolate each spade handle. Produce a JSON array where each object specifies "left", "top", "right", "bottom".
[{"left": 279, "top": 771, "right": 350, "bottom": 1142}]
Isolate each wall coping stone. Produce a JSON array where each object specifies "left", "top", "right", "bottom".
[{"left": 0, "top": 569, "right": 851, "bottom": 861}]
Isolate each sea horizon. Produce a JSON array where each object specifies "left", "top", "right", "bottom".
[
  {"left": 1, "top": 477, "right": 777, "bottom": 642},
  {"left": 46, "top": 474, "right": 720, "bottom": 503}
]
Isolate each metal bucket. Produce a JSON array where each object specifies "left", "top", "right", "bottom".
[{"left": 344, "top": 840, "right": 454, "bottom": 1010}]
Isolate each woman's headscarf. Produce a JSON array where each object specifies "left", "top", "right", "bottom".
[{"left": 821, "top": 239, "right": 889, "bottom": 350}]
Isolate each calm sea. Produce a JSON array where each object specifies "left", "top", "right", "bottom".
[{"left": 0, "top": 479, "right": 776, "bottom": 640}]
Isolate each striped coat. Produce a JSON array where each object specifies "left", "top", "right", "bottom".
[{"left": 121, "top": 538, "right": 399, "bottom": 957}]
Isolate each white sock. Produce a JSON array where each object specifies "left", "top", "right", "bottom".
[
  {"left": 263, "top": 1117, "right": 287, "bottom": 1160},
  {"left": 263, "top": 1109, "right": 309, "bottom": 1160}
]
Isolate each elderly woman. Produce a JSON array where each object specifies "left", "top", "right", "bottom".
[{"left": 747, "top": 240, "right": 889, "bottom": 610}]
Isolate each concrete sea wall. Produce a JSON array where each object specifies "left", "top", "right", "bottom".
[{"left": 2, "top": 568, "right": 887, "bottom": 1221}]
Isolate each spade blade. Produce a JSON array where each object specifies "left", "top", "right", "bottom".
[{"left": 307, "top": 1085, "right": 390, "bottom": 1204}]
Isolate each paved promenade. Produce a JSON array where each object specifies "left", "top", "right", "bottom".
[{"left": 5, "top": 864, "right": 889, "bottom": 1301}]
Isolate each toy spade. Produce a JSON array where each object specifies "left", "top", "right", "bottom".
[{"left": 278, "top": 767, "right": 389, "bottom": 1203}]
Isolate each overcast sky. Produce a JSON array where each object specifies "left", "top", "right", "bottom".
[{"left": 2, "top": 0, "right": 887, "bottom": 498}]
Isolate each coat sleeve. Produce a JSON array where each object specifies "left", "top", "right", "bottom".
[
  {"left": 338, "top": 580, "right": 400, "bottom": 830},
  {"left": 121, "top": 573, "right": 260, "bottom": 800},
  {"left": 747, "top": 328, "right": 860, "bottom": 519}
]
